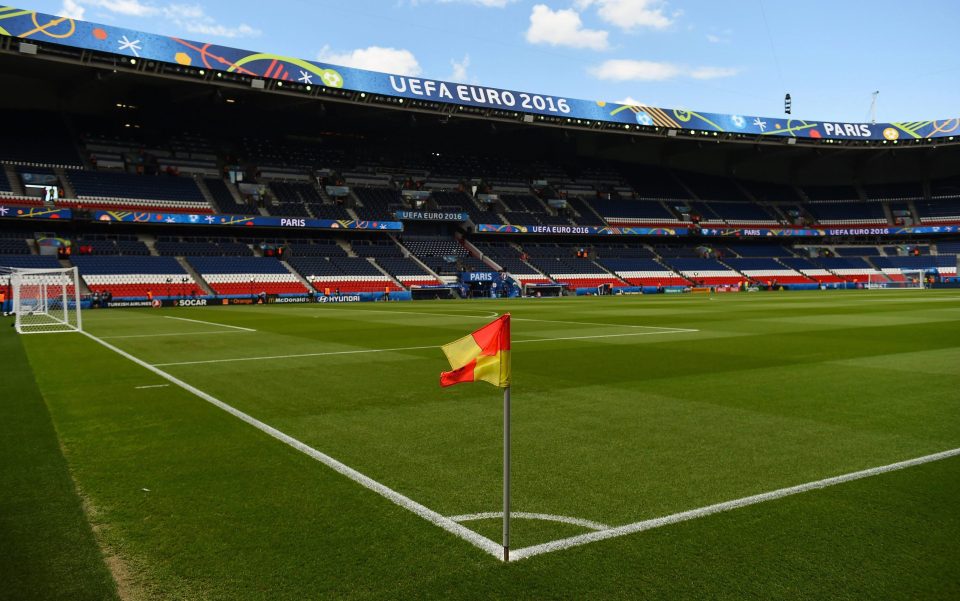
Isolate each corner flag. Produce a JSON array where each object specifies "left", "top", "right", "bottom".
[
  {"left": 440, "top": 313, "right": 510, "bottom": 388},
  {"left": 439, "top": 313, "right": 513, "bottom": 561}
]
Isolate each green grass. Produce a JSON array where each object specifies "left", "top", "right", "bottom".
[
  {"left": 4, "top": 289, "right": 960, "bottom": 599},
  {"left": 0, "top": 318, "right": 119, "bottom": 601}
]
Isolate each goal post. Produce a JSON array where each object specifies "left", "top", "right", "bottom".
[{"left": 3, "top": 266, "right": 83, "bottom": 334}]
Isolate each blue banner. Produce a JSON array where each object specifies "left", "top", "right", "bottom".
[
  {"left": 395, "top": 210, "right": 468, "bottom": 222},
  {"left": 1, "top": 7, "right": 957, "bottom": 141},
  {"left": 476, "top": 223, "right": 686, "bottom": 236},
  {"left": 699, "top": 225, "right": 960, "bottom": 237},
  {"left": 0, "top": 204, "right": 71, "bottom": 220},
  {"left": 461, "top": 272, "right": 499, "bottom": 282},
  {"left": 91, "top": 210, "right": 402, "bottom": 231}
]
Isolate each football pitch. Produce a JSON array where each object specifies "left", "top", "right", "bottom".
[{"left": 3, "top": 290, "right": 960, "bottom": 600}]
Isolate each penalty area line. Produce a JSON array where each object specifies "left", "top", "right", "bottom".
[
  {"left": 151, "top": 328, "right": 699, "bottom": 367},
  {"left": 163, "top": 315, "right": 256, "bottom": 332},
  {"left": 101, "top": 330, "right": 250, "bottom": 340},
  {"left": 510, "top": 446, "right": 960, "bottom": 561},
  {"left": 79, "top": 330, "right": 503, "bottom": 561}
]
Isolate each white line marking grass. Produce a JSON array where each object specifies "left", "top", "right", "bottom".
[
  {"left": 509, "top": 447, "right": 960, "bottom": 561},
  {"left": 102, "top": 331, "right": 250, "bottom": 340},
  {"left": 449, "top": 512, "right": 610, "bottom": 531},
  {"left": 164, "top": 315, "right": 257, "bottom": 332},
  {"left": 152, "top": 328, "right": 698, "bottom": 367},
  {"left": 81, "top": 331, "right": 503, "bottom": 560},
  {"left": 135, "top": 384, "right": 170, "bottom": 389}
]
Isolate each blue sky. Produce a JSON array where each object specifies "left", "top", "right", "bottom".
[{"left": 25, "top": 0, "right": 960, "bottom": 122}]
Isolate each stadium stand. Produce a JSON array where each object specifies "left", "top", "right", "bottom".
[
  {"left": 724, "top": 244, "right": 794, "bottom": 258},
  {"left": 375, "top": 257, "right": 443, "bottom": 287},
  {"left": 522, "top": 244, "right": 621, "bottom": 289},
  {"left": 73, "top": 235, "right": 150, "bottom": 256},
  {"left": 707, "top": 202, "right": 780, "bottom": 225},
  {"left": 205, "top": 178, "right": 251, "bottom": 215},
  {"left": 0, "top": 237, "right": 31, "bottom": 255},
  {"left": 813, "top": 257, "right": 885, "bottom": 283},
  {"left": 597, "top": 258, "right": 689, "bottom": 287},
  {"left": 400, "top": 236, "right": 486, "bottom": 276},
  {"left": 872, "top": 255, "right": 958, "bottom": 280},
  {"left": 916, "top": 197, "right": 960, "bottom": 224},
  {"left": 662, "top": 258, "right": 743, "bottom": 285},
  {"left": 285, "top": 241, "right": 348, "bottom": 257},
  {"left": 353, "top": 186, "right": 402, "bottom": 221},
  {"left": 72, "top": 255, "right": 197, "bottom": 298},
  {"left": 680, "top": 172, "right": 749, "bottom": 202},
  {"left": 723, "top": 258, "right": 812, "bottom": 284},
  {"left": 778, "top": 257, "right": 845, "bottom": 284},
  {"left": 62, "top": 171, "right": 213, "bottom": 213},
  {"left": 187, "top": 256, "right": 308, "bottom": 295},
  {"left": 805, "top": 201, "right": 887, "bottom": 225},
  {"left": 588, "top": 197, "right": 678, "bottom": 226},
  {"left": 287, "top": 256, "right": 401, "bottom": 293},
  {"left": 155, "top": 237, "right": 253, "bottom": 257}
]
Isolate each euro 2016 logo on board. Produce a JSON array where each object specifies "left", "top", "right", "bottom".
[{"left": 883, "top": 127, "right": 900, "bottom": 141}]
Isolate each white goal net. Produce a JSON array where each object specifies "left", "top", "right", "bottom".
[{"left": 2, "top": 266, "right": 83, "bottom": 334}]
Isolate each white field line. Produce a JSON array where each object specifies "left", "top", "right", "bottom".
[
  {"left": 80, "top": 331, "right": 503, "bottom": 560},
  {"left": 509, "top": 447, "right": 960, "bottom": 561},
  {"left": 152, "top": 329, "right": 698, "bottom": 367},
  {"left": 309, "top": 308, "right": 696, "bottom": 332},
  {"left": 101, "top": 330, "right": 250, "bottom": 340},
  {"left": 449, "top": 512, "right": 609, "bottom": 531},
  {"left": 135, "top": 384, "right": 170, "bottom": 389},
  {"left": 309, "top": 308, "right": 500, "bottom": 320},
  {"left": 511, "top": 317, "right": 697, "bottom": 332},
  {"left": 164, "top": 315, "right": 257, "bottom": 332}
]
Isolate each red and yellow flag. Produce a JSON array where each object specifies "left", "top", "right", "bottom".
[{"left": 440, "top": 313, "right": 511, "bottom": 388}]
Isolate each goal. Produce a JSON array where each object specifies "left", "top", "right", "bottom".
[
  {"left": 867, "top": 271, "right": 925, "bottom": 290},
  {"left": 2, "top": 266, "right": 83, "bottom": 334}
]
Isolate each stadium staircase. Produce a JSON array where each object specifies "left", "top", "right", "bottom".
[
  {"left": 366, "top": 258, "right": 407, "bottom": 289},
  {"left": 175, "top": 257, "right": 215, "bottom": 296},
  {"left": 52, "top": 168, "right": 74, "bottom": 204},
  {"left": 194, "top": 176, "right": 219, "bottom": 212},
  {"left": 60, "top": 258, "right": 91, "bottom": 295},
  {"left": 4, "top": 164, "right": 24, "bottom": 197},
  {"left": 282, "top": 260, "right": 315, "bottom": 291},
  {"left": 457, "top": 235, "right": 504, "bottom": 272},
  {"left": 139, "top": 234, "right": 161, "bottom": 256}
]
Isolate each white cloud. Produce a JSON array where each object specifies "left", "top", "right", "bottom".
[
  {"left": 706, "top": 28, "right": 732, "bottom": 43},
  {"left": 318, "top": 45, "right": 422, "bottom": 76},
  {"left": 576, "top": 0, "right": 673, "bottom": 31},
  {"left": 57, "top": 0, "right": 86, "bottom": 19},
  {"left": 525, "top": 4, "right": 609, "bottom": 51},
  {"left": 450, "top": 54, "right": 471, "bottom": 82},
  {"left": 690, "top": 66, "right": 739, "bottom": 79},
  {"left": 435, "top": 0, "right": 515, "bottom": 6},
  {"left": 180, "top": 21, "right": 260, "bottom": 38},
  {"left": 615, "top": 96, "right": 644, "bottom": 106},
  {"left": 592, "top": 59, "right": 739, "bottom": 81},
  {"left": 57, "top": 1, "right": 260, "bottom": 38},
  {"left": 91, "top": 0, "right": 158, "bottom": 17},
  {"left": 591, "top": 59, "right": 679, "bottom": 81},
  {"left": 164, "top": 4, "right": 261, "bottom": 38}
]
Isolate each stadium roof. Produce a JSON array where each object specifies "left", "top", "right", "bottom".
[{"left": 1, "top": 5, "right": 959, "bottom": 147}]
